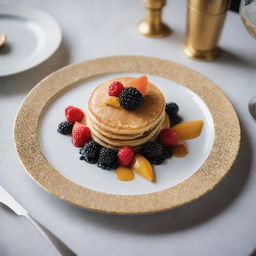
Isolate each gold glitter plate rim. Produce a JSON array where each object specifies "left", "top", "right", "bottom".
[{"left": 14, "top": 56, "right": 240, "bottom": 215}]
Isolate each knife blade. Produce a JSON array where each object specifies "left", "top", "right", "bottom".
[{"left": 0, "top": 185, "right": 27, "bottom": 216}]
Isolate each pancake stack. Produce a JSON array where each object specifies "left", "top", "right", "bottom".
[{"left": 86, "top": 77, "right": 168, "bottom": 151}]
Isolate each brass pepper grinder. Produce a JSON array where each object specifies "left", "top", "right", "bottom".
[
  {"left": 184, "top": 0, "right": 231, "bottom": 61},
  {"left": 138, "top": 0, "right": 171, "bottom": 38}
]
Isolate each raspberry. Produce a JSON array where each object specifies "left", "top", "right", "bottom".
[
  {"left": 158, "top": 128, "right": 178, "bottom": 147},
  {"left": 108, "top": 81, "right": 125, "bottom": 97},
  {"left": 97, "top": 147, "right": 118, "bottom": 170},
  {"left": 72, "top": 122, "right": 91, "bottom": 147},
  {"left": 119, "top": 87, "right": 142, "bottom": 110},
  {"left": 57, "top": 121, "right": 73, "bottom": 135},
  {"left": 80, "top": 140, "right": 102, "bottom": 164},
  {"left": 118, "top": 146, "right": 135, "bottom": 166},
  {"left": 165, "top": 102, "right": 179, "bottom": 116},
  {"left": 65, "top": 106, "right": 84, "bottom": 123}
]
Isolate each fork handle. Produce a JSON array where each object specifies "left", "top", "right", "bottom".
[{"left": 25, "top": 214, "right": 76, "bottom": 256}]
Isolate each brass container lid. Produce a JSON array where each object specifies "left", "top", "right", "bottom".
[{"left": 188, "top": 0, "right": 231, "bottom": 15}]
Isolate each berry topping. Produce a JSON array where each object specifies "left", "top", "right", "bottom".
[
  {"left": 163, "top": 146, "right": 172, "bottom": 160},
  {"left": 170, "top": 115, "right": 182, "bottom": 127},
  {"left": 118, "top": 146, "right": 135, "bottom": 166},
  {"left": 158, "top": 128, "right": 178, "bottom": 147},
  {"left": 126, "top": 76, "right": 148, "bottom": 96},
  {"left": 65, "top": 106, "right": 84, "bottom": 123},
  {"left": 80, "top": 140, "right": 102, "bottom": 164},
  {"left": 72, "top": 122, "right": 91, "bottom": 147},
  {"left": 57, "top": 121, "right": 73, "bottom": 135},
  {"left": 140, "top": 141, "right": 165, "bottom": 165},
  {"left": 119, "top": 87, "right": 142, "bottom": 110},
  {"left": 104, "top": 96, "right": 121, "bottom": 108},
  {"left": 97, "top": 147, "right": 118, "bottom": 170},
  {"left": 165, "top": 102, "right": 179, "bottom": 116},
  {"left": 108, "top": 81, "right": 125, "bottom": 97}
]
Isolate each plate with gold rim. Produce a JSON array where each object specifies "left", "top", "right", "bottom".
[{"left": 14, "top": 56, "right": 240, "bottom": 214}]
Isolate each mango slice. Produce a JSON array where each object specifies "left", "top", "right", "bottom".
[
  {"left": 104, "top": 96, "right": 121, "bottom": 108},
  {"left": 115, "top": 166, "right": 135, "bottom": 181},
  {"left": 131, "top": 154, "right": 154, "bottom": 182},
  {"left": 172, "top": 120, "right": 204, "bottom": 140},
  {"left": 126, "top": 76, "right": 148, "bottom": 96}
]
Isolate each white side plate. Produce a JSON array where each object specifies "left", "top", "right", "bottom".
[{"left": 0, "top": 3, "right": 61, "bottom": 76}]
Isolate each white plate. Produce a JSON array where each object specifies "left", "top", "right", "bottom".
[
  {"left": 0, "top": 2, "right": 61, "bottom": 76},
  {"left": 40, "top": 73, "right": 214, "bottom": 195}
]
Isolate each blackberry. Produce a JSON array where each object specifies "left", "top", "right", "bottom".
[
  {"left": 141, "top": 141, "right": 163, "bottom": 163},
  {"left": 119, "top": 87, "right": 142, "bottom": 110},
  {"left": 97, "top": 147, "right": 118, "bottom": 170},
  {"left": 57, "top": 121, "right": 73, "bottom": 135},
  {"left": 79, "top": 140, "right": 102, "bottom": 164},
  {"left": 150, "top": 156, "right": 165, "bottom": 165},
  {"left": 165, "top": 102, "right": 179, "bottom": 116},
  {"left": 170, "top": 115, "right": 182, "bottom": 127},
  {"left": 163, "top": 146, "right": 172, "bottom": 160}
]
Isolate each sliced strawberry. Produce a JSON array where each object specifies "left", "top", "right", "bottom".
[
  {"left": 126, "top": 76, "right": 148, "bottom": 96},
  {"left": 72, "top": 122, "right": 91, "bottom": 147}
]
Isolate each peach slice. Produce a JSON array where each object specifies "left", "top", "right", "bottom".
[
  {"left": 104, "top": 96, "right": 121, "bottom": 108},
  {"left": 131, "top": 154, "right": 154, "bottom": 182},
  {"left": 172, "top": 120, "right": 204, "bottom": 140},
  {"left": 126, "top": 76, "right": 148, "bottom": 96},
  {"left": 115, "top": 166, "right": 135, "bottom": 181}
]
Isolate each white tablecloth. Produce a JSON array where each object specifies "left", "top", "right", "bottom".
[{"left": 1, "top": 0, "right": 256, "bottom": 255}]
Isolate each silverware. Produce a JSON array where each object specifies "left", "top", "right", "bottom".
[
  {"left": 0, "top": 185, "right": 76, "bottom": 256},
  {"left": 0, "top": 35, "right": 6, "bottom": 47}
]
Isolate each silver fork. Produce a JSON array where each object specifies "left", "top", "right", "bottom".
[{"left": 0, "top": 185, "right": 76, "bottom": 256}]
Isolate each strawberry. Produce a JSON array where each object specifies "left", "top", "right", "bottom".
[
  {"left": 72, "top": 122, "right": 91, "bottom": 147},
  {"left": 118, "top": 146, "right": 135, "bottom": 166},
  {"left": 158, "top": 128, "right": 178, "bottom": 147},
  {"left": 108, "top": 81, "right": 125, "bottom": 97},
  {"left": 65, "top": 106, "right": 84, "bottom": 123}
]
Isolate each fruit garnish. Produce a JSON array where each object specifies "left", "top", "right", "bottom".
[
  {"left": 119, "top": 87, "right": 142, "bottom": 110},
  {"left": 172, "top": 143, "right": 188, "bottom": 158},
  {"left": 115, "top": 166, "right": 135, "bottom": 181},
  {"left": 140, "top": 141, "right": 165, "bottom": 165},
  {"left": 170, "top": 115, "right": 182, "bottom": 127},
  {"left": 172, "top": 120, "right": 204, "bottom": 140},
  {"left": 104, "top": 96, "right": 121, "bottom": 108},
  {"left": 57, "top": 121, "right": 73, "bottom": 135},
  {"left": 118, "top": 146, "right": 135, "bottom": 166},
  {"left": 165, "top": 102, "right": 179, "bottom": 116},
  {"left": 79, "top": 140, "right": 102, "bottom": 164},
  {"left": 126, "top": 76, "right": 148, "bottom": 96},
  {"left": 108, "top": 81, "right": 125, "bottom": 97},
  {"left": 158, "top": 128, "right": 178, "bottom": 147},
  {"left": 97, "top": 147, "right": 118, "bottom": 170},
  {"left": 131, "top": 154, "right": 154, "bottom": 182},
  {"left": 72, "top": 122, "right": 91, "bottom": 147},
  {"left": 65, "top": 106, "right": 84, "bottom": 123}
]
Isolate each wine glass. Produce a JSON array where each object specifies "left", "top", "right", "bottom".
[{"left": 239, "top": 0, "right": 256, "bottom": 120}]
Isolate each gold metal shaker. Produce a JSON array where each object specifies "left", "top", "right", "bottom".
[{"left": 184, "top": 0, "right": 231, "bottom": 61}]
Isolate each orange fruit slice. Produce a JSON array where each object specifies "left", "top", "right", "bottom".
[{"left": 126, "top": 76, "right": 148, "bottom": 96}]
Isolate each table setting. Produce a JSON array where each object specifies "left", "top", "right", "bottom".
[{"left": 1, "top": 0, "right": 256, "bottom": 255}]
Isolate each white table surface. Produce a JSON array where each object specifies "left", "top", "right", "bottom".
[{"left": 1, "top": 0, "right": 256, "bottom": 255}]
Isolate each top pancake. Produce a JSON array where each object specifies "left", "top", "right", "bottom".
[{"left": 86, "top": 77, "right": 165, "bottom": 134}]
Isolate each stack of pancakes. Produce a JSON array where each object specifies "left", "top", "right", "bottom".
[{"left": 86, "top": 77, "right": 169, "bottom": 151}]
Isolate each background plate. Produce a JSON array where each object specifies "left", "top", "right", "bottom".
[
  {"left": 14, "top": 56, "right": 240, "bottom": 214},
  {"left": 0, "top": 3, "right": 61, "bottom": 76}
]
